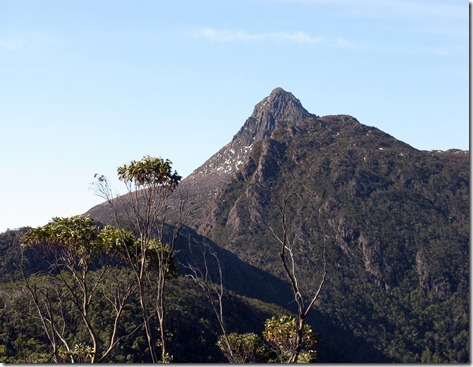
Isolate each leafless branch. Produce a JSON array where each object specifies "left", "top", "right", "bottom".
[{"left": 184, "top": 243, "right": 236, "bottom": 363}]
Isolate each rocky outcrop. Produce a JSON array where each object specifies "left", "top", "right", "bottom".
[{"left": 174, "top": 88, "right": 316, "bottom": 222}]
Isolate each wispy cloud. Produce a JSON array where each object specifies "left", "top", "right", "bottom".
[
  {"left": 190, "top": 27, "right": 377, "bottom": 51},
  {"left": 190, "top": 27, "right": 456, "bottom": 56},
  {"left": 191, "top": 28, "right": 324, "bottom": 44}
]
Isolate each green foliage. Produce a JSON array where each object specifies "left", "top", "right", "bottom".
[
  {"left": 0, "top": 281, "right": 53, "bottom": 363},
  {"left": 22, "top": 217, "right": 144, "bottom": 264},
  {"left": 217, "top": 332, "right": 267, "bottom": 363},
  {"left": 98, "top": 225, "right": 136, "bottom": 256},
  {"left": 217, "top": 315, "right": 317, "bottom": 363},
  {"left": 19, "top": 217, "right": 148, "bottom": 362},
  {"left": 0, "top": 228, "right": 42, "bottom": 283},
  {"left": 22, "top": 216, "right": 103, "bottom": 260},
  {"left": 1, "top": 231, "right": 289, "bottom": 363},
  {"left": 117, "top": 155, "right": 181, "bottom": 188},
  {"left": 60, "top": 343, "right": 94, "bottom": 363},
  {"left": 146, "top": 239, "right": 178, "bottom": 278},
  {"left": 263, "top": 315, "right": 317, "bottom": 363}
]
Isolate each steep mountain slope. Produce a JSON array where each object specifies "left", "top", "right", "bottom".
[
  {"left": 171, "top": 88, "right": 315, "bottom": 218},
  {"left": 194, "top": 111, "right": 469, "bottom": 362},
  {"left": 200, "top": 114, "right": 469, "bottom": 287}
]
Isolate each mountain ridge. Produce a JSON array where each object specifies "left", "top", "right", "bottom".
[
  {"left": 87, "top": 87, "right": 466, "bottom": 226},
  {"left": 172, "top": 88, "right": 316, "bottom": 217},
  {"left": 87, "top": 87, "right": 316, "bottom": 223}
]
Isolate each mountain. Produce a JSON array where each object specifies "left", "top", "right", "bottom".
[
  {"left": 199, "top": 113, "right": 469, "bottom": 284},
  {"left": 182, "top": 91, "right": 469, "bottom": 362},
  {"left": 171, "top": 87, "right": 315, "bottom": 218},
  {"left": 86, "top": 87, "right": 468, "bottom": 362},
  {"left": 2, "top": 89, "right": 468, "bottom": 362}
]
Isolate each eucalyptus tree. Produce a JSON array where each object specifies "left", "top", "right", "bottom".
[
  {"left": 93, "top": 155, "right": 187, "bottom": 362},
  {"left": 262, "top": 315, "right": 317, "bottom": 363},
  {"left": 21, "top": 216, "right": 136, "bottom": 363}
]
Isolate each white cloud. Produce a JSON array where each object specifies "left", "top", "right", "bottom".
[
  {"left": 190, "top": 25, "right": 460, "bottom": 55},
  {"left": 191, "top": 28, "right": 324, "bottom": 44},
  {"left": 191, "top": 27, "right": 375, "bottom": 51}
]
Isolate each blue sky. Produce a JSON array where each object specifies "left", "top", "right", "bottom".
[{"left": 0, "top": 0, "right": 469, "bottom": 232}]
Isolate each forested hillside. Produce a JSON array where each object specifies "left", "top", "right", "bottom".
[
  {"left": 192, "top": 113, "right": 469, "bottom": 363},
  {"left": 0, "top": 226, "right": 291, "bottom": 363}
]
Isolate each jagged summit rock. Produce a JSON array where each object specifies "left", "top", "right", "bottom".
[
  {"left": 235, "top": 87, "right": 314, "bottom": 146},
  {"left": 192, "top": 87, "right": 314, "bottom": 177},
  {"left": 178, "top": 87, "right": 316, "bottom": 208},
  {"left": 82, "top": 87, "right": 469, "bottom": 363}
]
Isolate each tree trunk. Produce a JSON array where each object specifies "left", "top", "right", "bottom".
[{"left": 138, "top": 275, "right": 159, "bottom": 363}]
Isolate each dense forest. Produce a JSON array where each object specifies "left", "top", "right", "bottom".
[{"left": 0, "top": 227, "right": 292, "bottom": 363}]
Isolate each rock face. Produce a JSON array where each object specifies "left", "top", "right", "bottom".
[
  {"left": 201, "top": 111, "right": 469, "bottom": 291},
  {"left": 176, "top": 87, "right": 315, "bottom": 217},
  {"left": 233, "top": 87, "right": 314, "bottom": 147}
]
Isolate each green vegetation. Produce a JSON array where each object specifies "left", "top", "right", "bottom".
[
  {"left": 21, "top": 216, "right": 135, "bottom": 363},
  {"left": 218, "top": 332, "right": 268, "bottom": 363},
  {"left": 217, "top": 315, "right": 317, "bottom": 363}
]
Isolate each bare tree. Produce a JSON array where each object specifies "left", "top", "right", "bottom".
[
  {"left": 266, "top": 182, "right": 327, "bottom": 363},
  {"left": 20, "top": 272, "right": 66, "bottom": 363},
  {"left": 184, "top": 244, "right": 237, "bottom": 362}
]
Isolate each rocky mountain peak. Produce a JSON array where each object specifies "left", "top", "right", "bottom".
[
  {"left": 198, "top": 87, "right": 314, "bottom": 175},
  {"left": 235, "top": 87, "right": 314, "bottom": 147},
  {"left": 177, "top": 88, "right": 315, "bottom": 211}
]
